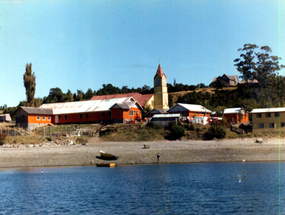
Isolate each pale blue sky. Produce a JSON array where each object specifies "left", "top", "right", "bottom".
[{"left": 0, "top": 0, "right": 284, "bottom": 107}]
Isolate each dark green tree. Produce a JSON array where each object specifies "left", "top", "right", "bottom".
[
  {"left": 234, "top": 44, "right": 258, "bottom": 86},
  {"left": 23, "top": 63, "right": 36, "bottom": 107}
]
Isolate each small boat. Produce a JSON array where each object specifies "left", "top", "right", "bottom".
[
  {"left": 100, "top": 150, "right": 116, "bottom": 158},
  {"left": 96, "top": 163, "right": 116, "bottom": 167}
]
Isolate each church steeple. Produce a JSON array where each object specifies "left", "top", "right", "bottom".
[
  {"left": 153, "top": 64, "right": 169, "bottom": 110},
  {"left": 154, "top": 63, "right": 166, "bottom": 78}
]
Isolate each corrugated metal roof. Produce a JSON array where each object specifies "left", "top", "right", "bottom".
[
  {"left": 40, "top": 97, "right": 137, "bottom": 115},
  {"left": 251, "top": 107, "right": 285, "bottom": 114},
  {"left": 168, "top": 103, "right": 212, "bottom": 113},
  {"left": 152, "top": 114, "right": 180, "bottom": 118}
]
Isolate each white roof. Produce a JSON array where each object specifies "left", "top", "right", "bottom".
[
  {"left": 40, "top": 97, "right": 137, "bottom": 115},
  {"left": 168, "top": 103, "right": 212, "bottom": 113},
  {"left": 152, "top": 114, "right": 181, "bottom": 118},
  {"left": 251, "top": 107, "right": 285, "bottom": 114},
  {"left": 224, "top": 108, "right": 242, "bottom": 114}
]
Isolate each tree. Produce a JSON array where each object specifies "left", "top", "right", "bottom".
[
  {"left": 234, "top": 44, "right": 258, "bottom": 86},
  {"left": 254, "top": 46, "right": 284, "bottom": 88},
  {"left": 23, "top": 63, "right": 36, "bottom": 107}
]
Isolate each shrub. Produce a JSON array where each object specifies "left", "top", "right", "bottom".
[
  {"left": 146, "top": 122, "right": 163, "bottom": 129},
  {"left": 204, "top": 125, "right": 226, "bottom": 140},
  {"left": 169, "top": 124, "right": 185, "bottom": 140},
  {"left": 184, "top": 124, "right": 194, "bottom": 131},
  {"left": 0, "top": 134, "right": 7, "bottom": 145}
]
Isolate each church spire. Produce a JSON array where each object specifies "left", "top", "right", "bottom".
[{"left": 154, "top": 63, "right": 165, "bottom": 78}]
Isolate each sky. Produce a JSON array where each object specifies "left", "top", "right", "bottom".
[{"left": 0, "top": 0, "right": 284, "bottom": 107}]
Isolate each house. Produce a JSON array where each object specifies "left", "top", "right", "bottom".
[
  {"left": 0, "top": 114, "right": 12, "bottom": 122},
  {"left": 167, "top": 103, "right": 212, "bottom": 124},
  {"left": 210, "top": 74, "right": 239, "bottom": 87},
  {"left": 15, "top": 97, "right": 143, "bottom": 129},
  {"left": 250, "top": 107, "right": 285, "bottom": 131},
  {"left": 150, "top": 114, "right": 180, "bottom": 127},
  {"left": 15, "top": 107, "right": 53, "bottom": 129},
  {"left": 213, "top": 108, "right": 249, "bottom": 125}
]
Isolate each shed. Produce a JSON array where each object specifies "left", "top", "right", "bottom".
[
  {"left": 150, "top": 114, "right": 180, "bottom": 127},
  {"left": 0, "top": 114, "right": 12, "bottom": 122}
]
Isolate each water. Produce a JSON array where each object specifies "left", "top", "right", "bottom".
[{"left": 0, "top": 162, "right": 283, "bottom": 214}]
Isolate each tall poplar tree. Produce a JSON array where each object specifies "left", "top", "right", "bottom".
[{"left": 23, "top": 63, "right": 36, "bottom": 107}]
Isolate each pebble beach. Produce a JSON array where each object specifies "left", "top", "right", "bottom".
[{"left": 0, "top": 137, "right": 285, "bottom": 169}]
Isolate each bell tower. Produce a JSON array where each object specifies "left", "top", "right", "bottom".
[{"left": 154, "top": 64, "right": 169, "bottom": 109}]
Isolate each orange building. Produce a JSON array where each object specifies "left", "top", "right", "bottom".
[
  {"left": 220, "top": 108, "right": 249, "bottom": 124},
  {"left": 15, "top": 97, "right": 142, "bottom": 129},
  {"left": 167, "top": 103, "right": 212, "bottom": 119},
  {"left": 15, "top": 107, "right": 53, "bottom": 129}
]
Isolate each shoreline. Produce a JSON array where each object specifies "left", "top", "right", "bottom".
[{"left": 0, "top": 137, "right": 285, "bottom": 169}]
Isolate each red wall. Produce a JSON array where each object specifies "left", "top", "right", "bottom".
[{"left": 52, "top": 107, "right": 142, "bottom": 124}]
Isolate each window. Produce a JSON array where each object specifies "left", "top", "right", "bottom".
[
  {"left": 36, "top": 116, "right": 40, "bottom": 121},
  {"left": 258, "top": 123, "right": 264, "bottom": 128},
  {"left": 108, "top": 112, "right": 112, "bottom": 117},
  {"left": 120, "top": 110, "right": 123, "bottom": 114},
  {"left": 275, "top": 112, "right": 280, "bottom": 117},
  {"left": 256, "top": 113, "right": 262, "bottom": 118},
  {"left": 102, "top": 113, "right": 105, "bottom": 118},
  {"left": 265, "top": 113, "right": 271, "bottom": 118},
  {"left": 42, "top": 116, "right": 46, "bottom": 121},
  {"left": 155, "top": 78, "right": 160, "bottom": 87},
  {"left": 47, "top": 116, "right": 51, "bottom": 121},
  {"left": 58, "top": 115, "right": 61, "bottom": 119},
  {"left": 281, "top": 123, "right": 285, "bottom": 127},
  {"left": 64, "top": 115, "right": 67, "bottom": 120},
  {"left": 129, "top": 111, "right": 134, "bottom": 116},
  {"left": 86, "top": 113, "right": 89, "bottom": 119},
  {"left": 269, "top": 123, "right": 275, "bottom": 128},
  {"left": 79, "top": 114, "right": 82, "bottom": 119}
]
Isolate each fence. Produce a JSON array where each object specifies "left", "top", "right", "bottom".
[{"left": 0, "top": 124, "right": 101, "bottom": 138}]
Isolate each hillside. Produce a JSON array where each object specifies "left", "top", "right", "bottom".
[{"left": 169, "top": 87, "right": 238, "bottom": 104}]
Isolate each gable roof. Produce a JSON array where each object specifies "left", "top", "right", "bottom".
[
  {"left": 148, "top": 108, "right": 168, "bottom": 115},
  {"left": 90, "top": 93, "right": 153, "bottom": 107},
  {"left": 39, "top": 97, "right": 140, "bottom": 115},
  {"left": 154, "top": 63, "right": 166, "bottom": 78},
  {"left": 167, "top": 103, "right": 212, "bottom": 113},
  {"left": 17, "top": 107, "right": 53, "bottom": 115},
  {"left": 223, "top": 108, "right": 243, "bottom": 114}
]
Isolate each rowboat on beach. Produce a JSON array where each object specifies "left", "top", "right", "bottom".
[
  {"left": 96, "top": 163, "right": 116, "bottom": 167},
  {"left": 100, "top": 150, "right": 116, "bottom": 158}
]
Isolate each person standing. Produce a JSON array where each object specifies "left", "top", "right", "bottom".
[{"left": 157, "top": 153, "right": 160, "bottom": 161}]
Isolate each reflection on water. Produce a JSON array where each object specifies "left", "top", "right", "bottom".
[{"left": 0, "top": 163, "right": 283, "bottom": 214}]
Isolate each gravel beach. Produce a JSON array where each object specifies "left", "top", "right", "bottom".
[{"left": 0, "top": 137, "right": 285, "bottom": 169}]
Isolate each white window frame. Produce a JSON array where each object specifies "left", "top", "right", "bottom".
[
  {"left": 129, "top": 111, "right": 134, "bottom": 116},
  {"left": 36, "top": 116, "right": 40, "bottom": 121},
  {"left": 47, "top": 116, "right": 51, "bottom": 121},
  {"left": 42, "top": 116, "right": 46, "bottom": 121}
]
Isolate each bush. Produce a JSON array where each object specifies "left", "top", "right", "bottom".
[
  {"left": 0, "top": 134, "right": 7, "bottom": 145},
  {"left": 169, "top": 124, "right": 185, "bottom": 140},
  {"left": 76, "top": 137, "right": 88, "bottom": 144},
  {"left": 184, "top": 124, "right": 194, "bottom": 131},
  {"left": 204, "top": 125, "right": 226, "bottom": 140},
  {"left": 146, "top": 122, "right": 163, "bottom": 129}
]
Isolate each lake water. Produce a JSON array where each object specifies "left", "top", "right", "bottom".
[{"left": 0, "top": 162, "right": 283, "bottom": 214}]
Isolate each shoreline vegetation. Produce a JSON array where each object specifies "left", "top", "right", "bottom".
[{"left": 0, "top": 122, "right": 284, "bottom": 169}]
